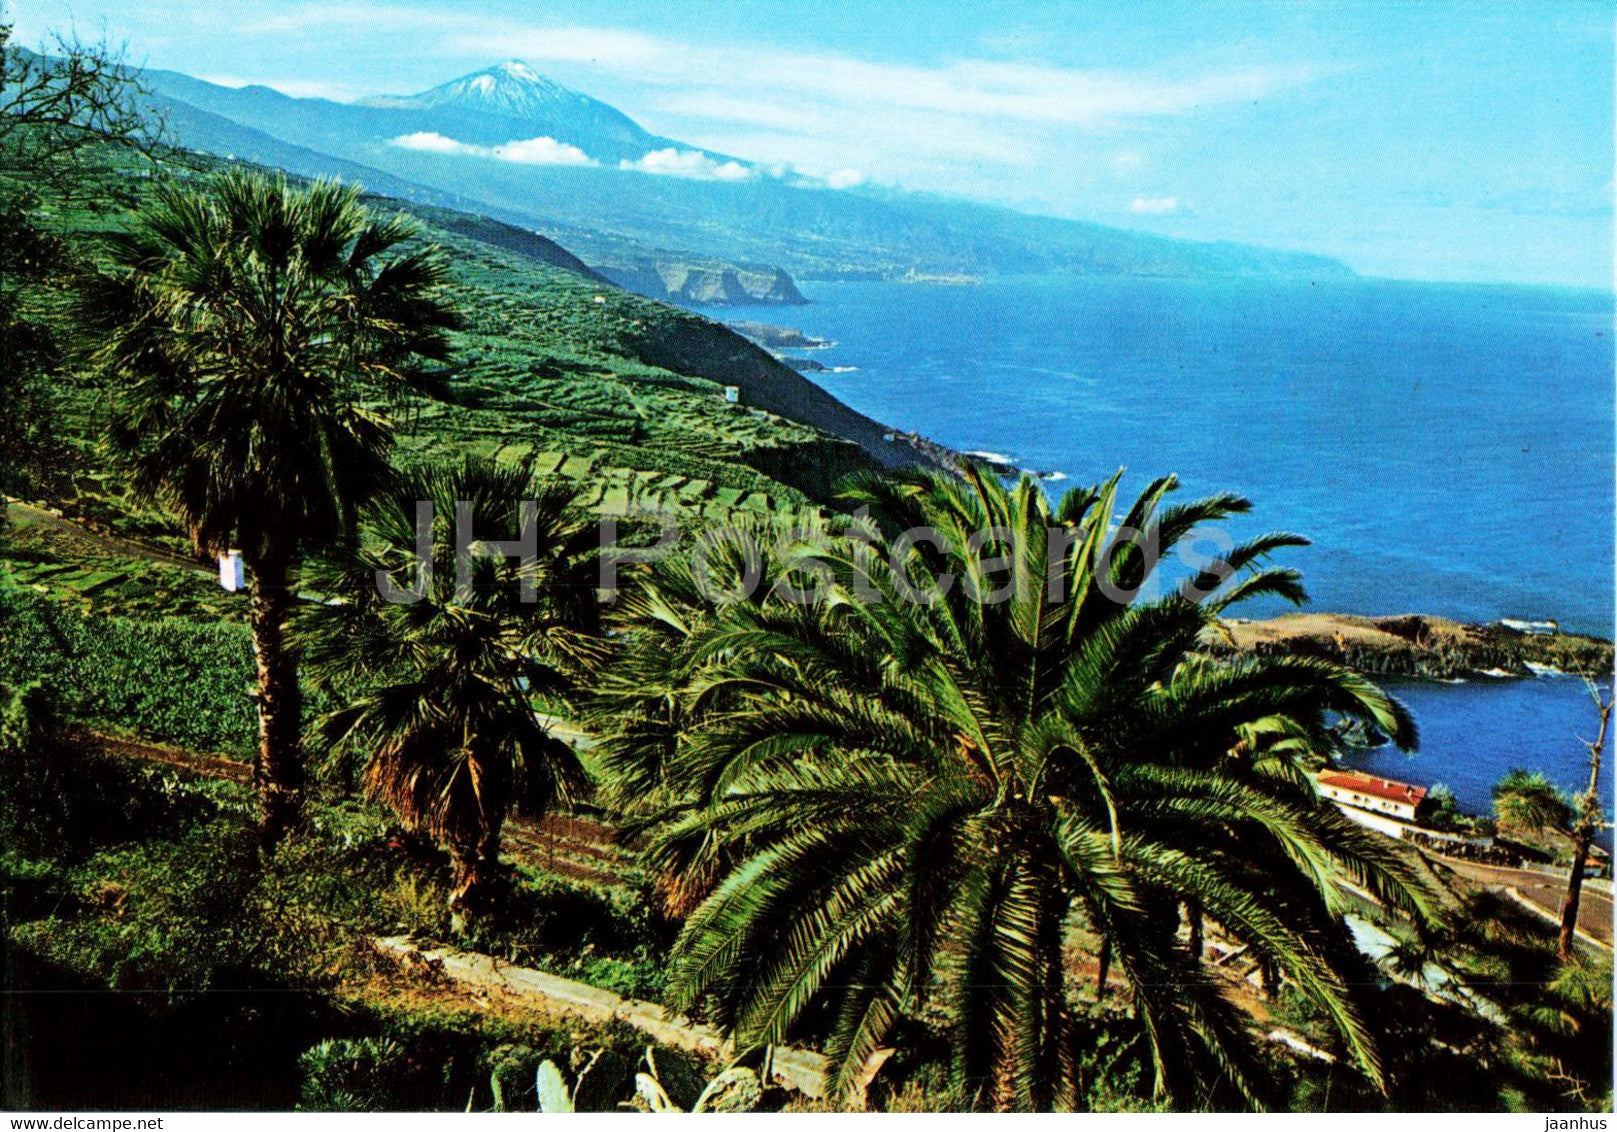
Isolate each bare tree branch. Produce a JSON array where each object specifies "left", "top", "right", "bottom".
[{"left": 0, "top": 24, "right": 170, "bottom": 193}]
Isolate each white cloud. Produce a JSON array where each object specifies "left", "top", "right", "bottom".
[
  {"left": 428, "top": 20, "right": 1314, "bottom": 195},
  {"left": 227, "top": 3, "right": 1320, "bottom": 134},
  {"left": 174, "top": 6, "right": 1332, "bottom": 217},
  {"left": 240, "top": 2, "right": 482, "bottom": 35},
  {"left": 490, "top": 136, "right": 595, "bottom": 166},
  {"left": 391, "top": 130, "right": 478, "bottom": 155},
  {"left": 619, "top": 148, "right": 755, "bottom": 182},
  {"left": 389, "top": 132, "right": 596, "bottom": 166},
  {"left": 823, "top": 168, "right": 866, "bottom": 190},
  {"left": 655, "top": 91, "right": 828, "bottom": 134},
  {"left": 1129, "top": 196, "right": 1182, "bottom": 214},
  {"left": 447, "top": 24, "right": 1323, "bottom": 129}
]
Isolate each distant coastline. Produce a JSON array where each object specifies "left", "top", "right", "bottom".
[{"left": 1213, "top": 612, "right": 1613, "bottom": 680}]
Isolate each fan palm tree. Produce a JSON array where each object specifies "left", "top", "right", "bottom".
[
  {"left": 1491, "top": 769, "right": 1574, "bottom": 834},
  {"left": 606, "top": 468, "right": 1437, "bottom": 1110},
  {"left": 76, "top": 171, "right": 459, "bottom": 842},
  {"left": 297, "top": 457, "right": 603, "bottom": 919}
]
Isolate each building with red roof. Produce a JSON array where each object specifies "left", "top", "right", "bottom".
[{"left": 1315, "top": 770, "right": 1428, "bottom": 822}]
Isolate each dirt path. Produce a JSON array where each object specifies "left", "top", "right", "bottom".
[
  {"left": 5, "top": 499, "right": 207, "bottom": 573},
  {"left": 371, "top": 934, "right": 833, "bottom": 1098}
]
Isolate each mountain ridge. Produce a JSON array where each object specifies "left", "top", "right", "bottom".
[
  {"left": 137, "top": 59, "right": 1357, "bottom": 286},
  {"left": 143, "top": 86, "right": 813, "bottom": 305}
]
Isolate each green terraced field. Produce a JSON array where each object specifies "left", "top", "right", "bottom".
[{"left": 13, "top": 147, "right": 886, "bottom": 579}]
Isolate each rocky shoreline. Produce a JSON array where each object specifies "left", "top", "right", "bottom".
[
  {"left": 1209, "top": 612, "right": 1613, "bottom": 679},
  {"left": 722, "top": 320, "right": 831, "bottom": 350}
]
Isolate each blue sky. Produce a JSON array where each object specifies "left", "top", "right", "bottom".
[{"left": 12, "top": 0, "right": 1613, "bottom": 286}]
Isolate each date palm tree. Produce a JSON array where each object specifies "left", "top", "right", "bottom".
[
  {"left": 77, "top": 171, "right": 459, "bottom": 842},
  {"left": 608, "top": 468, "right": 1436, "bottom": 1110},
  {"left": 297, "top": 457, "right": 603, "bottom": 920}
]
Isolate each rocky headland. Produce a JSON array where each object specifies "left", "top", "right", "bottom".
[{"left": 1208, "top": 612, "right": 1613, "bottom": 679}]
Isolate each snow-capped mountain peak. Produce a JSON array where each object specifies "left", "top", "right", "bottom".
[
  {"left": 361, "top": 60, "right": 620, "bottom": 128},
  {"left": 494, "top": 59, "right": 540, "bottom": 82}
]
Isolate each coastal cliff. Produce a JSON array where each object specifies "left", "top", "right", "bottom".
[
  {"left": 595, "top": 261, "right": 808, "bottom": 306},
  {"left": 1209, "top": 612, "right": 1613, "bottom": 679}
]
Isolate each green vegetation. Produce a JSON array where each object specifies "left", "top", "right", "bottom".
[
  {"left": 1493, "top": 768, "right": 1577, "bottom": 833},
  {"left": 1, "top": 36, "right": 1610, "bottom": 1114},
  {"left": 1492, "top": 682, "right": 1613, "bottom": 959},
  {"left": 10, "top": 155, "right": 877, "bottom": 527},
  {"left": 0, "top": 508, "right": 233, "bottom": 620},
  {"left": 0, "top": 578, "right": 258, "bottom": 754},
  {"left": 0, "top": 683, "right": 675, "bottom": 1111}
]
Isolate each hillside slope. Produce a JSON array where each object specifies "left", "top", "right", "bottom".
[
  {"left": 22, "top": 149, "right": 944, "bottom": 539},
  {"left": 384, "top": 194, "right": 944, "bottom": 478}
]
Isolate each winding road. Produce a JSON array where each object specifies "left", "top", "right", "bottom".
[{"left": 1421, "top": 852, "right": 1613, "bottom": 950}]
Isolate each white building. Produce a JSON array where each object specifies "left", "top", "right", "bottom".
[{"left": 1315, "top": 770, "right": 1426, "bottom": 822}]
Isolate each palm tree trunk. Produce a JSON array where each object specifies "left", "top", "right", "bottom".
[
  {"left": 247, "top": 546, "right": 304, "bottom": 844},
  {"left": 448, "top": 822, "right": 506, "bottom": 925},
  {"left": 1558, "top": 828, "right": 1593, "bottom": 958},
  {"left": 1560, "top": 683, "right": 1611, "bottom": 959},
  {"left": 1095, "top": 938, "right": 1112, "bottom": 1001},
  {"left": 1257, "top": 955, "right": 1278, "bottom": 999},
  {"left": 1184, "top": 899, "right": 1204, "bottom": 961},
  {"left": 448, "top": 846, "right": 485, "bottom": 922}
]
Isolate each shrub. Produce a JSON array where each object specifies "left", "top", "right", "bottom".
[
  {"left": 0, "top": 677, "right": 236, "bottom": 860},
  {"left": 296, "top": 1037, "right": 412, "bottom": 1112},
  {"left": 0, "top": 580, "right": 258, "bottom": 753},
  {"left": 454, "top": 871, "right": 670, "bottom": 1001}
]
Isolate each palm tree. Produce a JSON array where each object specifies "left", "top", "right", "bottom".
[
  {"left": 592, "top": 517, "right": 799, "bottom": 919},
  {"left": 1557, "top": 683, "right": 1612, "bottom": 959},
  {"left": 297, "top": 457, "right": 602, "bottom": 920},
  {"left": 1492, "top": 769, "right": 1574, "bottom": 835},
  {"left": 77, "top": 171, "right": 459, "bottom": 842},
  {"left": 605, "top": 468, "right": 1437, "bottom": 1110}
]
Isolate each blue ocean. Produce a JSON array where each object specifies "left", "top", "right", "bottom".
[{"left": 719, "top": 276, "right": 1616, "bottom": 817}]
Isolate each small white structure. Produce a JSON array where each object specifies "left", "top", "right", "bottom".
[
  {"left": 723, "top": 385, "right": 741, "bottom": 404},
  {"left": 1315, "top": 770, "right": 1426, "bottom": 822},
  {"left": 218, "top": 549, "right": 245, "bottom": 593}
]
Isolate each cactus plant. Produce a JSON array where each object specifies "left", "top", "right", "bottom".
[
  {"left": 634, "top": 1071, "right": 682, "bottom": 1113},
  {"left": 537, "top": 1044, "right": 764, "bottom": 1114},
  {"left": 693, "top": 1067, "right": 763, "bottom": 1113},
  {"left": 634, "top": 1046, "right": 762, "bottom": 1114},
  {"left": 535, "top": 1059, "right": 575, "bottom": 1114},
  {"left": 570, "top": 1048, "right": 627, "bottom": 1113}
]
